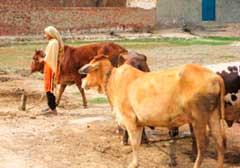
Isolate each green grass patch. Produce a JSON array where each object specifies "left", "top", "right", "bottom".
[
  {"left": 205, "top": 36, "right": 240, "bottom": 41},
  {"left": 219, "top": 55, "right": 238, "bottom": 60},
  {"left": 0, "top": 44, "right": 45, "bottom": 74},
  {"left": 72, "top": 93, "right": 107, "bottom": 104},
  {"left": 88, "top": 97, "right": 108, "bottom": 104},
  {"left": 222, "top": 55, "right": 237, "bottom": 58},
  {"left": 1, "top": 36, "right": 236, "bottom": 49},
  {"left": 139, "top": 38, "right": 232, "bottom": 46},
  {"left": 67, "top": 37, "right": 233, "bottom": 49}
]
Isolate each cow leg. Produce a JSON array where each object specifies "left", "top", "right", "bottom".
[
  {"left": 169, "top": 127, "right": 179, "bottom": 137},
  {"left": 192, "top": 121, "right": 207, "bottom": 168},
  {"left": 126, "top": 124, "right": 143, "bottom": 168},
  {"left": 189, "top": 124, "right": 197, "bottom": 161},
  {"left": 122, "top": 128, "right": 148, "bottom": 145},
  {"left": 168, "top": 131, "right": 177, "bottom": 167},
  {"left": 167, "top": 127, "right": 180, "bottom": 166},
  {"left": 56, "top": 84, "right": 67, "bottom": 106},
  {"left": 189, "top": 123, "right": 210, "bottom": 162},
  {"left": 116, "top": 126, "right": 129, "bottom": 145},
  {"left": 76, "top": 80, "right": 88, "bottom": 108},
  {"left": 208, "top": 110, "right": 225, "bottom": 168},
  {"left": 123, "top": 130, "right": 129, "bottom": 145},
  {"left": 141, "top": 127, "right": 149, "bottom": 144}
]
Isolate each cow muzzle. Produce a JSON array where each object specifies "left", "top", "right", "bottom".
[{"left": 226, "top": 120, "right": 234, "bottom": 127}]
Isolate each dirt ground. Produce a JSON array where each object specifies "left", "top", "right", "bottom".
[{"left": 0, "top": 38, "right": 240, "bottom": 168}]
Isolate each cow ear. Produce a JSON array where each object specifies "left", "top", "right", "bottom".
[
  {"left": 79, "top": 63, "right": 100, "bottom": 74},
  {"left": 41, "top": 50, "right": 46, "bottom": 58},
  {"left": 118, "top": 54, "right": 126, "bottom": 67}
]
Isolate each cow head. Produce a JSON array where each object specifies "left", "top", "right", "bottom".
[
  {"left": 31, "top": 49, "right": 45, "bottom": 73},
  {"left": 78, "top": 55, "right": 112, "bottom": 93},
  {"left": 224, "top": 94, "right": 240, "bottom": 127},
  {"left": 118, "top": 52, "right": 150, "bottom": 72}
]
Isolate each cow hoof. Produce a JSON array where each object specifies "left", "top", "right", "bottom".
[
  {"left": 117, "top": 127, "right": 124, "bottom": 134},
  {"left": 83, "top": 105, "right": 88, "bottom": 109},
  {"left": 190, "top": 154, "right": 196, "bottom": 162},
  {"left": 168, "top": 160, "right": 177, "bottom": 167},
  {"left": 128, "top": 162, "right": 138, "bottom": 168},
  {"left": 122, "top": 140, "right": 128, "bottom": 145},
  {"left": 141, "top": 138, "right": 149, "bottom": 144},
  {"left": 169, "top": 128, "right": 179, "bottom": 138}
]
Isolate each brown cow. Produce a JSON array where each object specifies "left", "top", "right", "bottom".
[
  {"left": 117, "top": 51, "right": 151, "bottom": 145},
  {"left": 80, "top": 51, "right": 151, "bottom": 144},
  {"left": 79, "top": 55, "right": 226, "bottom": 168},
  {"left": 31, "top": 43, "right": 127, "bottom": 108}
]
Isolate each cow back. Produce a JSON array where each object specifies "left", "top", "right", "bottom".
[
  {"left": 59, "top": 43, "right": 127, "bottom": 83},
  {"left": 127, "top": 64, "right": 221, "bottom": 127}
]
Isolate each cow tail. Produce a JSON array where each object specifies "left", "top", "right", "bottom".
[{"left": 219, "top": 76, "right": 227, "bottom": 149}]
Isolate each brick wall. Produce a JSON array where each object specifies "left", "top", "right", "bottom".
[
  {"left": 0, "top": 0, "right": 126, "bottom": 8},
  {"left": 32, "top": 0, "right": 95, "bottom": 7},
  {"left": 0, "top": 6, "right": 155, "bottom": 36},
  {"left": 106, "top": 0, "right": 126, "bottom": 7}
]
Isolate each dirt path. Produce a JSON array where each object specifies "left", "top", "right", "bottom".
[{"left": 0, "top": 43, "right": 240, "bottom": 168}]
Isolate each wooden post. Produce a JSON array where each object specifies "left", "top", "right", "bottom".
[{"left": 20, "top": 93, "right": 27, "bottom": 111}]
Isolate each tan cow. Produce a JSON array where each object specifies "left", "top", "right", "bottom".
[{"left": 79, "top": 55, "right": 225, "bottom": 168}]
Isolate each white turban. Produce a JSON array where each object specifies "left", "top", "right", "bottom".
[{"left": 44, "top": 26, "right": 64, "bottom": 73}]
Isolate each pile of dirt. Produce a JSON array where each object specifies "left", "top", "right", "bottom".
[{"left": 0, "top": 76, "right": 11, "bottom": 82}]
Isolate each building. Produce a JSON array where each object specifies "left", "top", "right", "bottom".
[{"left": 156, "top": 0, "right": 240, "bottom": 27}]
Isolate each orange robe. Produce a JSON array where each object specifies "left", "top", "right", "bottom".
[
  {"left": 44, "top": 62, "right": 53, "bottom": 93},
  {"left": 44, "top": 38, "right": 61, "bottom": 94},
  {"left": 44, "top": 62, "right": 60, "bottom": 93}
]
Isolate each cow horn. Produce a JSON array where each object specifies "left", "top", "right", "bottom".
[
  {"left": 79, "top": 64, "right": 90, "bottom": 74},
  {"left": 79, "top": 63, "right": 99, "bottom": 74}
]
